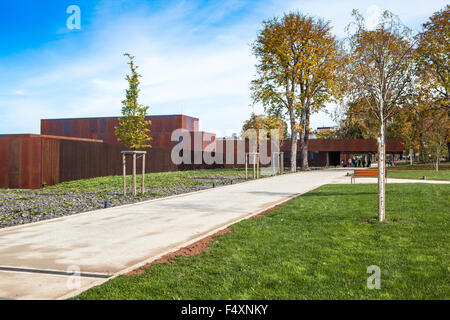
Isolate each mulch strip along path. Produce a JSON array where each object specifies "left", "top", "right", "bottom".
[
  {"left": 124, "top": 196, "right": 297, "bottom": 276},
  {"left": 125, "top": 227, "right": 233, "bottom": 275}
]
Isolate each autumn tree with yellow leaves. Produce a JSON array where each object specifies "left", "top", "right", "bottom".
[
  {"left": 415, "top": 5, "right": 449, "bottom": 159},
  {"left": 415, "top": 5, "right": 449, "bottom": 111},
  {"left": 241, "top": 113, "right": 287, "bottom": 150},
  {"left": 387, "top": 5, "right": 449, "bottom": 167},
  {"left": 251, "top": 12, "right": 341, "bottom": 172}
]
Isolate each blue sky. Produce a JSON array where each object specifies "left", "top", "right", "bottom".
[{"left": 0, "top": 0, "right": 447, "bottom": 136}]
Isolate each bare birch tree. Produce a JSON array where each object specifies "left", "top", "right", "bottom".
[{"left": 343, "top": 10, "right": 415, "bottom": 222}]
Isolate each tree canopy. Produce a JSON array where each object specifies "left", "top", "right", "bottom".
[{"left": 251, "top": 12, "right": 341, "bottom": 170}]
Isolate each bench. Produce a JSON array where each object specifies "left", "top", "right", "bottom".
[{"left": 351, "top": 168, "right": 387, "bottom": 184}]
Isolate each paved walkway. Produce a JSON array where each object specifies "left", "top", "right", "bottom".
[{"left": 0, "top": 170, "right": 348, "bottom": 300}]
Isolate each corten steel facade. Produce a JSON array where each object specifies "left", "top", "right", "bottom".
[
  {"left": 0, "top": 114, "right": 404, "bottom": 189},
  {"left": 0, "top": 115, "right": 219, "bottom": 189},
  {"left": 40, "top": 115, "right": 207, "bottom": 149},
  {"left": 216, "top": 138, "right": 403, "bottom": 168},
  {"left": 0, "top": 134, "right": 200, "bottom": 189},
  {"left": 0, "top": 134, "right": 42, "bottom": 189},
  {"left": 281, "top": 138, "right": 404, "bottom": 167}
]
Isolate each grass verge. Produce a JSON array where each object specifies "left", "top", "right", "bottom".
[
  {"left": 387, "top": 162, "right": 450, "bottom": 181},
  {"left": 42, "top": 168, "right": 249, "bottom": 193}
]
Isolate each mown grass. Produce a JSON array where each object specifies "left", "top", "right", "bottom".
[
  {"left": 0, "top": 169, "right": 248, "bottom": 194},
  {"left": 388, "top": 162, "right": 450, "bottom": 181},
  {"left": 47, "top": 168, "right": 248, "bottom": 193},
  {"left": 74, "top": 183, "right": 450, "bottom": 300}
]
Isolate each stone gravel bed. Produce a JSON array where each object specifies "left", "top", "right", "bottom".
[{"left": 0, "top": 175, "right": 246, "bottom": 228}]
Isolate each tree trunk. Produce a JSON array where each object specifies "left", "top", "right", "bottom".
[
  {"left": 287, "top": 78, "right": 297, "bottom": 173},
  {"left": 300, "top": 131, "right": 309, "bottom": 170},
  {"left": 409, "top": 148, "right": 414, "bottom": 166},
  {"left": 378, "top": 116, "right": 386, "bottom": 223},
  {"left": 299, "top": 106, "right": 310, "bottom": 170},
  {"left": 419, "top": 133, "right": 425, "bottom": 162},
  {"left": 447, "top": 141, "right": 450, "bottom": 161},
  {"left": 290, "top": 126, "right": 298, "bottom": 173}
]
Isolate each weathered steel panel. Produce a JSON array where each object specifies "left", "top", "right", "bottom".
[
  {"left": 42, "top": 137, "right": 61, "bottom": 186},
  {"left": 0, "top": 135, "right": 42, "bottom": 189},
  {"left": 0, "top": 136, "right": 10, "bottom": 188},
  {"left": 40, "top": 115, "right": 201, "bottom": 146},
  {"left": 8, "top": 137, "right": 20, "bottom": 188},
  {"left": 18, "top": 136, "right": 42, "bottom": 189},
  {"left": 52, "top": 139, "right": 177, "bottom": 185},
  {"left": 305, "top": 138, "right": 403, "bottom": 153}
]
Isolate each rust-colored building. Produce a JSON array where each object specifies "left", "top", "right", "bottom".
[
  {"left": 216, "top": 138, "right": 403, "bottom": 168},
  {"left": 1, "top": 115, "right": 217, "bottom": 189},
  {"left": 0, "top": 114, "right": 403, "bottom": 189},
  {"left": 286, "top": 138, "right": 403, "bottom": 167},
  {"left": 40, "top": 115, "right": 215, "bottom": 150}
]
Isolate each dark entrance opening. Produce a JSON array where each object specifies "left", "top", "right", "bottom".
[{"left": 329, "top": 152, "right": 340, "bottom": 166}]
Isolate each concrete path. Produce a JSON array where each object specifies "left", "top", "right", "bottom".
[{"left": 0, "top": 170, "right": 348, "bottom": 300}]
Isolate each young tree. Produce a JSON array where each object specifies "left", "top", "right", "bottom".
[
  {"left": 251, "top": 12, "right": 341, "bottom": 172},
  {"left": 343, "top": 10, "right": 415, "bottom": 222},
  {"left": 115, "top": 53, "right": 152, "bottom": 150}
]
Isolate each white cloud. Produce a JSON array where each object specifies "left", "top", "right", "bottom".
[
  {"left": 0, "top": 2, "right": 257, "bottom": 132},
  {"left": 12, "top": 90, "right": 27, "bottom": 96}
]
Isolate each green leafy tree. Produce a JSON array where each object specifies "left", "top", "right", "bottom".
[{"left": 115, "top": 53, "right": 152, "bottom": 150}]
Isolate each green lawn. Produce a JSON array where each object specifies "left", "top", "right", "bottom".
[
  {"left": 74, "top": 183, "right": 450, "bottom": 300},
  {"left": 45, "top": 168, "right": 249, "bottom": 193},
  {"left": 0, "top": 169, "right": 248, "bottom": 194},
  {"left": 387, "top": 162, "right": 450, "bottom": 181}
]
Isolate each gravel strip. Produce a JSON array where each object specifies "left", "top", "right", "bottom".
[{"left": 0, "top": 175, "right": 246, "bottom": 228}]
